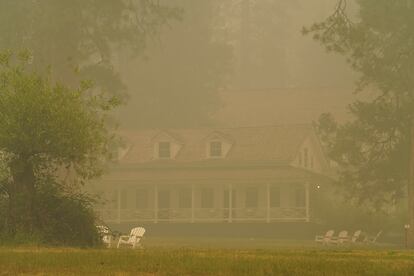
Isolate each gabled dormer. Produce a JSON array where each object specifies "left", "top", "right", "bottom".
[
  {"left": 152, "top": 130, "right": 183, "bottom": 160},
  {"left": 204, "top": 131, "right": 233, "bottom": 159},
  {"left": 293, "top": 131, "right": 329, "bottom": 173}
]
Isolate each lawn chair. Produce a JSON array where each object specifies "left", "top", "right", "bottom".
[
  {"left": 96, "top": 225, "right": 113, "bottom": 248},
  {"left": 329, "top": 230, "right": 349, "bottom": 245},
  {"left": 364, "top": 230, "right": 382, "bottom": 244},
  {"left": 349, "top": 230, "right": 362, "bottom": 243},
  {"left": 315, "top": 230, "right": 335, "bottom": 244},
  {"left": 117, "top": 227, "right": 146, "bottom": 249}
]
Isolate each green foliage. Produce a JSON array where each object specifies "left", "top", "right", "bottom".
[
  {"left": 0, "top": 182, "right": 101, "bottom": 247},
  {"left": 313, "top": 182, "right": 405, "bottom": 234},
  {"left": 31, "top": 182, "right": 101, "bottom": 247},
  {"left": 0, "top": 51, "right": 117, "bottom": 181},
  {"left": 305, "top": 0, "right": 414, "bottom": 209},
  {"left": 0, "top": 51, "right": 118, "bottom": 245},
  {"left": 0, "top": 0, "right": 179, "bottom": 98}
]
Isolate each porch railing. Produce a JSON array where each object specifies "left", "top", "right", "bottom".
[{"left": 96, "top": 207, "right": 308, "bottom": 223}]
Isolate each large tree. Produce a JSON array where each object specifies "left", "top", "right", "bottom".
[
  {"left": 304, "top": 0, "right": 414, "bottom": 243},
  {"left": 118, "top": 0, "right": 233, "bottom": 128},
  {"left": 0, "top": 51, "right": 118, "bottom": 238},
  {"left": 216, "top": 0, "right": 298, "bottom": 89},
  {"left": 0, "top": 0, "right": 179, "bottom": 98}
]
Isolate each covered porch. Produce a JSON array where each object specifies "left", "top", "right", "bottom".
[{"left": 95, "top": 181, "right": 311, "bottom": 223}]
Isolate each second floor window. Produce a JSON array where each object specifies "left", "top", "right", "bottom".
[
  {"left": 158, "top": 142, "right": 171, "bottom": 158},
  {"left": 210, "top": 141, "right": 222, "bottom": 157}
]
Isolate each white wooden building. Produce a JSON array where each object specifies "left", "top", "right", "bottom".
[{"left": 90, "top": 125, "right": 332, "bottom": 224}]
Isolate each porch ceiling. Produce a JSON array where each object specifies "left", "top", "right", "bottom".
[{"left": 100, "top": 165, "right": 331, "bottom": 184}]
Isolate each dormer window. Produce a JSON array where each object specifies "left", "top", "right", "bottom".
[
  {"left": 152, "top": 131, "right": 183, "bottom": 160},
  {"left": 303, "top": 148, "right": 309, "bottom": 168},
  {"left": 209, "top": 141, "right": 222, "bottom": 157},
  {"left": 158, "top": 142, "right": 171, "bottom": 158},
  {"left": 204, "top": 131, "right": 233, "bottom": 159}
]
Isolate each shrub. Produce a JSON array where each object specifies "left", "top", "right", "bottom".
[{"left": 0, "top": 182, "right": 102, "bottom": 247}]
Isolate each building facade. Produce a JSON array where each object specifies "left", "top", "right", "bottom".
[{"left": 90, "top": 125, "right": 331, "bottom": 224}]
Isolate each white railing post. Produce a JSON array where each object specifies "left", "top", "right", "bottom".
[
  {"left": 229, "top": 183, "right": 233, "bottom": 223},
  {"left": 117, "top": 189, "right": 121, "bottom": 224},
  {"left": 154, "top": 184, "right": 158, "bottom": 223},
  {"left": 266, "top": 183, "right": 270, "bottom": 223},
  {"left": 191, "top": 184, "right": 195, "bottom": 223},
  {"left": 305, "top": 182, "right": 310, "bottom": 222}
]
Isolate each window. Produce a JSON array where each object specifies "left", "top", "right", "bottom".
[
  {"left": 303, "top": 148, "right": 309, "bottom": 168},
  {"left": 294, "top": 186, "right": 306, "bottom": 207},
  {"left": 158, "top": 190, "right": 170, "bottom": 209},
  {"left": 209, "top": 141, "right": 222, "bottom": 157},
  {"left": 157, "top": 190, "right": 170, "bottom": 219},
  {"left": 270, "top": 186, "right": 281, "bottom": 207},
  {"left": 158, "top": 142, "right": 171, "bottom": 158},
  {"left": 178, "top": 189, "right": 192, "bottom": 208},
  {"left": 245, "top": 187, "right": 258, "bottom": 208},
  {"left": 111, "top": 190, "right": 118, "bottom": 209},
  {"left": 201, "top": 188, "right": 214, "bottom": 208},
  {"left": 223, "top": 190, "right": 236, "bottom": 208},
  {"left": 120, "top": 189, "right": 128, "bottom": 209},
  {"left": 136, "top": 189, "right": 148, "bottom": 209}
]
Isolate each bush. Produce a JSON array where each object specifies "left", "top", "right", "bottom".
[
  {"left": 0, "top": 182, "right": 102, "bottom": 247},
  {"left": 312, "top": 183, "right": 405, "bottom": 242}
]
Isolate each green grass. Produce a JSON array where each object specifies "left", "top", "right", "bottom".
[{"left": 0, "top": 239, "right": 413, "bottom": 275}]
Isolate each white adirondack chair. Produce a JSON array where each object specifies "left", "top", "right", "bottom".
[
  {"left": 350, "top": 230, "right": 362, "bottom": 243},
  {"left": 329, "top": 230, "right": 349, "bottom": 245},
  {"left": 315, "top": 230, "right": 335, "bottom": 244},
  {"left": 364, "top": 230, "right": 382, "bottom": 244},
  {"left": 117, "top": 227, "right": 146, "bottom": 249}
]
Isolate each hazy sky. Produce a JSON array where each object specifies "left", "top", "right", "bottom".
[{"left": 115, "top": 0, "right": 358, "bottom": 129}]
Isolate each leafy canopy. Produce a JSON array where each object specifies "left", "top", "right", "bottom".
[
  {"left": 0, "top": 0, "right": 179, "bottom": 97},
  {"left": 0, "top": 50, "right": 121, "bottom": 243},
  {"left": 0, "top": 50, "right": 119, "bottom": 199},
  {"left": 304, "top": 0, "right": 414, "bottom": 209}
]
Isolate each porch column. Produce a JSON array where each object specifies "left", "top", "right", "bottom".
[
  {"left": 154, "top": 184, "right": 158, "bottom": 223},
  {"left": 229, "top": 183, "right": 233, "bottom": 223},
  {"left": 305, "top": 182, "right": 310, "bottom": 222},
  {"left": 191, "top": 184, "right": 195, "bottom": 223},
  {"left": 117, "top": 189, "right": 121, "bottom": 224},
  {"left": 266, "top": 183, "right": 270, "bottom": 223}
]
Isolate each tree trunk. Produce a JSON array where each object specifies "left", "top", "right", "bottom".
[
  {"left": 408, "top": 120, "right": 414, "bottom": 247},
  {"left": 7, "top": 158, "right": 36, "bottom": 235}
]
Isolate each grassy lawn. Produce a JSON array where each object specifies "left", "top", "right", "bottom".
[{"left": 0, "top": 239, "right": 413, "bottom": 275}]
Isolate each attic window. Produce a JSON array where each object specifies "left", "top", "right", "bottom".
[
  {"left": 209, "top": 141, "right": 222, "bottom": 157},
  {"left": 158, "top": 142, "right": 171, "bottom": 158},
  {"left": 303, "top": 148, "right": 309, "bottom": 168}
]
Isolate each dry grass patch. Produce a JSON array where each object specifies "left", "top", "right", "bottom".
[{"left": 0, "top": 246, "right": 413, "bottom": 275}]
